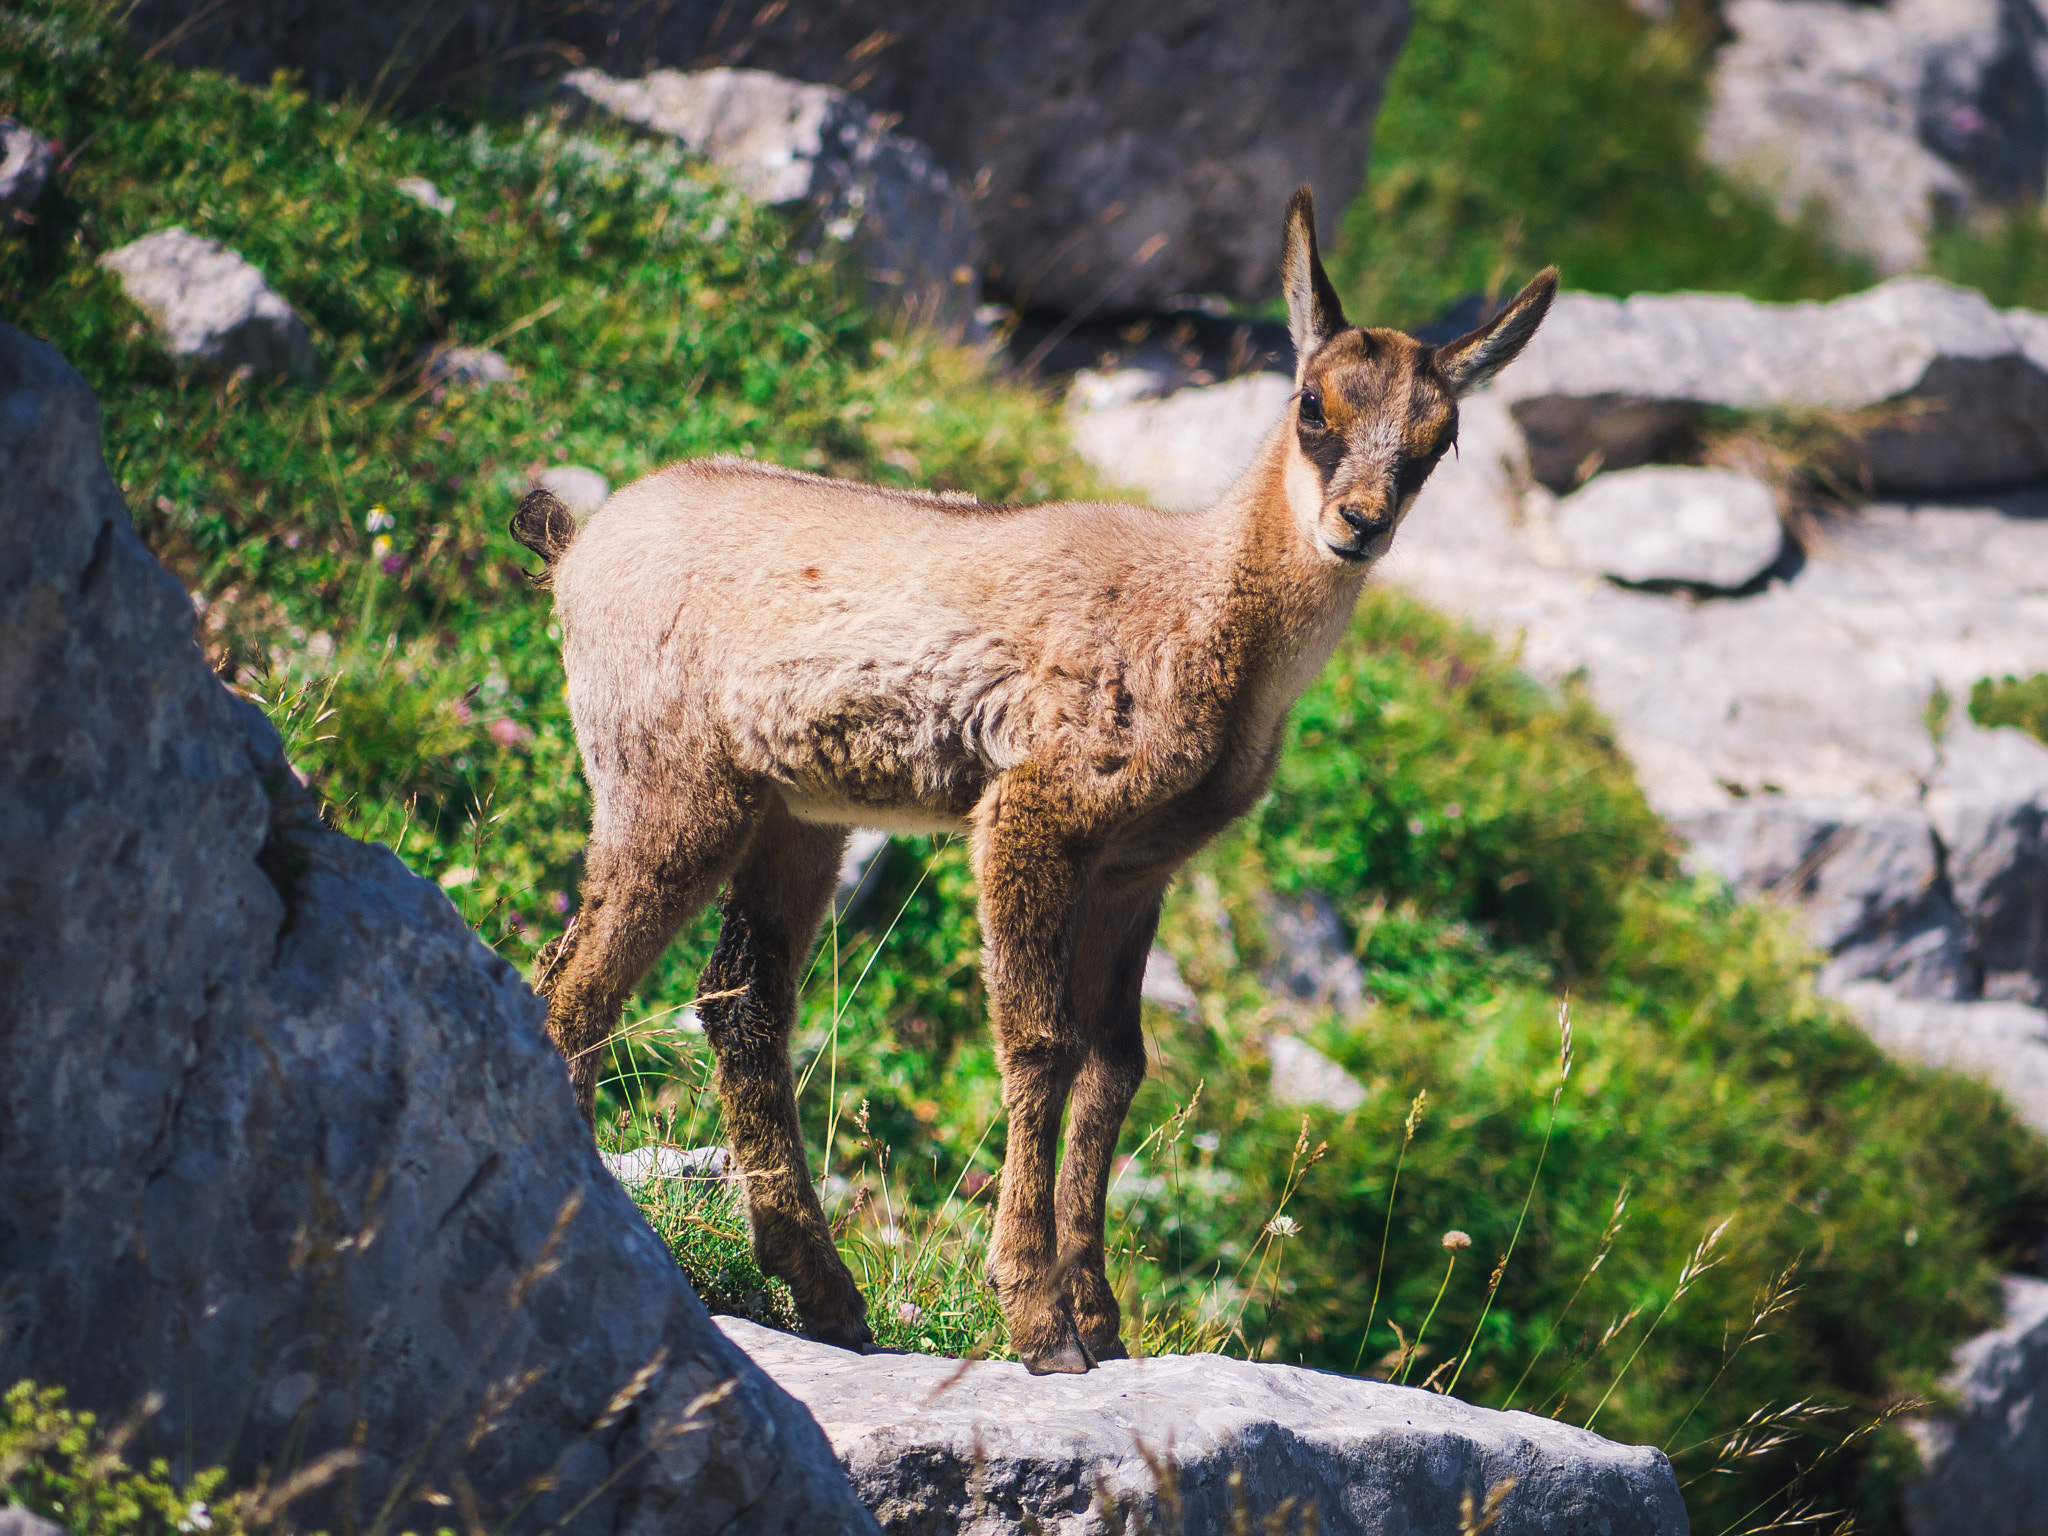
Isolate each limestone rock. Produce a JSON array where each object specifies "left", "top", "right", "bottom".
[
  {"left": 1700, "top": 0, "right": 2036, "bottom": 275},
  {"left": 1389, "top": 389, "right": 2048, "bottom": 1033},
  {"left": 1258, "top": 888, "right": 1371, "bottom": 1019},
  {"left": 1554, "top": 466, "right": 1785, "bottom": 590},
  {"left": 98, "top": 227, "right": 318, "bottom": 381},
  {"left": 127, "top": 0, "right": 1410, "bottom": 315},
  {"left": 395, "top": 175, "right": 454, "bottom": 215},
  {"left": 0, "top": 1511, "right": 66, "bottom": 1536},
  {"left": 535, "top": 464, "right": 611, "bottom": 522},
  {"left": 715, "top": 1316, "right": 1688, "bottom": 1536},
  {"left": 1902, "top": 1275, "right": 2048, "bottom": 1536},
  {"left": 561, "top": 67, "right": 981, "bottom": 336},
  {"left": 1926, "top": 721, "right": 2048, "bottom": 1004},
  {"left": 833, "top": 827, "right": 892, "bottom": 920},
  {"left": 1836, "top": 984, "right": 2048, "bottom": 1136},
  {"left": 1141, "top": 945, "right": 1201, "bottom": 1019},
  {"left": 604, "top": 1144, "right": 732, "bottom": 1183},
  {"left": 0, "top": 322, "right": 875, "bottom": 1534},
  {"left": 1496, "top": 279, "right": 2048, "bottom": 495},
  {"left": 423, "top": 343, "right": 517, "bottom": 388},
  {"left": 1266, "top": 1034, "right": 1369, "bottom": 1115},
  {"left": 1068, "top": 369, "right": 1294, "bottom": 512},
  {"left": 0, "top": 118, "right": 53, "bottom": 230}
]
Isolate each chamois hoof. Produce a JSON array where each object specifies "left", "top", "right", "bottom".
[
  {"left": 805, "top": 1316, "right": 876, "bottom": 1355},
  {"left": 1086, "top": 1337, "right": 1129, "bottom": 1363},
  {"left": 1020, "top": 1337, "right": 1095, "bottom": 1376}
]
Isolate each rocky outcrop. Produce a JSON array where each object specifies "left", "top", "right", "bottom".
[
  {"left": 1266, "top": 1035, "right": 1369, "bottom": 1114},
  {"left": 1551, "top": 466, "right": 1786, "bottom": 591},
  {"left": 99, "top": 227, "right": 319, "bottom": 380},
  {"left": 1703, "top": 0, "right": 2048, "bottom": 274},
  {"left": 716, "top": 1317, "right": 1689, "bottom": 1536},
  {"left": 1068, "top": 369, "right": 1295, "bottom": 510},
  {"left": 128, "top": 0, "right": 1411, "bottom": 314},
  {"left": 561, "top": 67, "right": 981, "bottom": 336},
  {"left": 1063, "top": 289, "right": 2048, "bottom": 1136},
  {"left": 1495, "top": 278, "right": 2048, "bottom": 496},
  {"left": 0, "top": 119, "right": 53, "bottom": 231},
  {"left": 1902, "top": 1275, "right": 2048, "bottom": 1536},
  {"left": 0, "top": 322, "right": 875, "bottom": 1532},
  {"left": 422, "top": 343, "right": 518, "bottom": 389}
]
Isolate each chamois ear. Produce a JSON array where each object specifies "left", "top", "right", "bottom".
[
  {"left": 1433, "top": 267, "right": 1559, "bottom": 398},
  {"left": 1280, "top": 186, "right": 1348, "bottom": 381}
]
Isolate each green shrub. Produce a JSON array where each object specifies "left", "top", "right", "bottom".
[
  {"left": 0, "top": 1382, "right": 241, "bottom": 1536},
  {"left": 1333, "top": 0, "right": 1866, "bottom": 330},
  {"left": 1970, "top": 673, "right": 2048, "bottom": 745}
]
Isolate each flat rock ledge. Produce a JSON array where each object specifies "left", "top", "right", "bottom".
[{"left": 717, "top": 1317, "right": 1689, "bottom": 1536}]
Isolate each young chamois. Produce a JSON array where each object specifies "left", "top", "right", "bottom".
[{"left": 514, "top": 187, "right": 1555, "bottom": 1374}]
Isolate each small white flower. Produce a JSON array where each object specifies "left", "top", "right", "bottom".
[
  {"left": 897, "top": 1301, "right": 924, "bottom": 1326},
  {"left": 365, "top": 506, "right": 395, "bottom": 532},
  {"left": 1265, "top": 1215, "right": 1301, "bottom": 1238},
  {"left": 1192, "top": 1131, "right": 1221, "bottom": 1154},
  {"left": 371, "top": 534, "right": 393, "bottom": 558},
  {"left": 187, "top": 1504, "right": 213, "bottom": 1532}
]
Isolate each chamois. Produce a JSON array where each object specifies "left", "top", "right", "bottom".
[{"left": 514, "top": 187, "right": 1555, "bottom": 1374}]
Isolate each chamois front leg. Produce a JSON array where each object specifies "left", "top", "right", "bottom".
[
  {"left": 701, "top": 800, "right": 872, "bottom": 1352},
  {"left": 975, "top": 769, "right": 1097, "bottom": 1375},
  {"left": 1055, "top": 881, "right": 1163, "bottom": 1362}
]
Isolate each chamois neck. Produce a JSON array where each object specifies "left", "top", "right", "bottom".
[{"left": 1195, "top": 415, "right": 1370, "bottom": 733}]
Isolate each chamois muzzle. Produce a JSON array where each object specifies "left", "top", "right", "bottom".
[{"left": 1331, "top": 501, "right": 1397, "bottom": 562}]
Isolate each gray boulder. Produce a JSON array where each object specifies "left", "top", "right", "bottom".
[
  {"left": 1902, "top": 1274, "right": 2048, "bottom": 1536},
  {"left": 715, "top": 1316, "right": 1688, "bottom": 1536},
  {"left": 98, "top": 227, "right": 319, "bottom": 381},
  {"left": 1266, "top": 1034, "right": 1369, "bottom": 1115},
  {"left": 833, "top": 827, "right": 892, "bottom": 920},
  {"left": 394, "top": 174, "right": 454, "bottom": 214},
  {"left": 1926, "top": 719, "right": 2048, "bottom": 1003},
  {"left": 1496, "top": 278, "right": 2048, "bottom": 495},
  {"left": 562, "top": 67, "right": 982, "bottom": 337},
  {"left": 1258, "top": 888, "right": 1372, "bottom": 1020},
  {"left": 1553, "top": 466, "right": 1785, "bottom": 590},
  {"left": 0, "top": 118, "right": 53, "bottom": 230},
  {"left": 128, "top": 0, "right": 1410, "bottom": 316},
  {"left": 1140, "top": 945, "right": 1201, "bottom": 1020},
  {"left": 1067, "top": 368, "right": 1294, "bottom": 511},
  {"left": 422, "top": 343, "right": 517, "bottom": 388},
  {"left": 0, "top": 321, "right": 875, "bottom": 1533},
  {"left": 1705, "top": 0, "right": 2048, "bottom": 276},
  {"left": 0, "top": 1511, "right": 65, "bottom": 1536},
  {"left": 1387, "top": 393, "right": 2048, "bottom": 1020},
  {"left": 1835, "top": 983, "right": 2048, "bottom": 1136}
]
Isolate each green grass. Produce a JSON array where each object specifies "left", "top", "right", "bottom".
[{"left": 9, "top": 5, "right": 2048, "bottom": 1533}]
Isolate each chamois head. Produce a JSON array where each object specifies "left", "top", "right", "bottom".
[{"left": 1279, "top": 186, "right": 1557, "bottom": 565}]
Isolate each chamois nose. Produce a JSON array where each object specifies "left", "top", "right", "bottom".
[{"left": 1337, "top": 504, "right": 1390, "bottom": 539}]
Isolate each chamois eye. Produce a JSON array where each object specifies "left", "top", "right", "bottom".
[{"left": 1299, "top": 388, "right": 1325, "bottom": 428}]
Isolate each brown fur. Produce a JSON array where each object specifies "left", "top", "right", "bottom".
[{"left": 525, "top": 187, "right": 1556, "bottom": 1372}]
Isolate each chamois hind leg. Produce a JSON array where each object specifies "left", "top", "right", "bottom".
[
  {"left": 536, "top": 770, "right": 758, "bottom": 1123},
  {"left": 700, "top": 799, "right": 872, "bottom": 1352},
  {"left": 974, "top": 771, "right": 1095, "bottom": 1375},
  {"left": 1055, "top": 878, "right": 1164, "bottom": 1362}
]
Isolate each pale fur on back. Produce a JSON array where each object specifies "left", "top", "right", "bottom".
[{"left": 550, "top": 451, "right": 1297, "bottom": 840}]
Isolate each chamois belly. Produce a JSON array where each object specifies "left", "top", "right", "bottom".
[{"left": 723, "top": 652, "right": 1021, "bottom": 831}]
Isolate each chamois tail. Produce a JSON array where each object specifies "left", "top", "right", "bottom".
[{"left": 510, "top": 487, "right": 577, "bottom": 586}]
